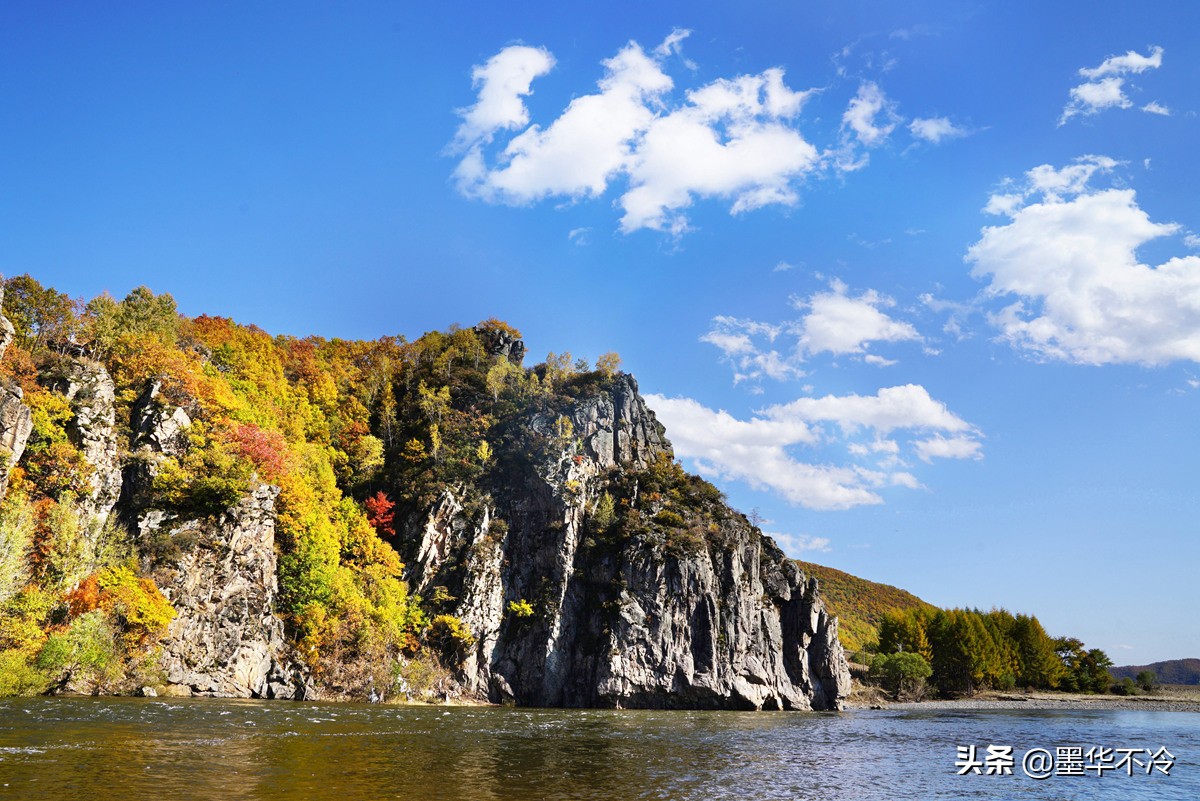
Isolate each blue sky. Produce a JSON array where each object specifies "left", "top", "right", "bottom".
[{"left": 2, "top": 1, "right": 1198, "bottom": 664}]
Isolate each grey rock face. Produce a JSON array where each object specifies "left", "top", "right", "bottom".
[
  {"left": 473, "top": 322, "right": 526, "bottom": 365},
  {"left": 151, "top": 485, "right": 310, "bottom": 699},
  {"left": 406, "top": 374, "right": 851, "bottom": 711},
  {"left": 0, "top": 287, "right": 13, "bottom": 362},
  {"left": 0, "top": 297, "right": 31, "bottom": 501},
  {"left": 571, "top": 374, "right": 670, "bottom": 471},
  {"left": 120, "top": 378, "right": 194, "bottom": 528},
  {"left": 56, "top": 360, "right": 123, "bottom": 527},
  {"left": 0, "top": 384, "right": 32, "bottom": 502}
]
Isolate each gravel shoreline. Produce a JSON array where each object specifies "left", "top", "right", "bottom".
[{"left": 849, "top": 693, "right": 1200, "bottom": 713}]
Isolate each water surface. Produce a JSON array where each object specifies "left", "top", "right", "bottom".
[{"left": 0, "top": 697, "right": 1195, "bottom": 800}]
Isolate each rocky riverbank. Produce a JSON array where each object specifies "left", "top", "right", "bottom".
[{"left": 849, "top": 687, "right": 1200, "bottom": 713}]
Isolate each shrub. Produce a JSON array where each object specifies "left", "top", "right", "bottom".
[
  {"left": 0, "top": 650, "right": 46, "bottom": 697},
  {"left": 506, "top": 599, "right": 535, "bottom": 619},
  {"left": 1111, "top": 677, "right": 1138, "bottom": 696},
  {"left": 428, "top": 614, "right": 475, "bottom": 664},
  {"left": 653, "top": 509, "right": 684, "bottom": 528},
  {"left": 870, "top": 651, "right": 933, "bottom": 701}
]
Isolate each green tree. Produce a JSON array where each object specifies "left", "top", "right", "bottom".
[
  {"left": 869, "top": 651, "right": 933, "bottom": 700},
  {"left": 1135, "top": 670, "right": 1159, "bottom": 693},
  {"left": 1012, "top": 613, "right": 1064, "bottom": 689},
  {"left": 1, "top": 274, "right": 78, "bottom": 351}
]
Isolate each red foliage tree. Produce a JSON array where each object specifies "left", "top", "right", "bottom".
[
  {"left": 365, "top": 491, "right": 395, "bottom": 537},
  {"left": 230, "top": 423, "right": 289, "bottom": 481}
]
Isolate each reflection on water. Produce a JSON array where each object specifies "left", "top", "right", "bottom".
[{"left": 0, "top": 697, "right": 1196, "bottom": 800}]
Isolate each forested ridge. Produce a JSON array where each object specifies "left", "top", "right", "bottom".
[{"left": 801, "top": 560, "right": 1120, "bottom": 698}]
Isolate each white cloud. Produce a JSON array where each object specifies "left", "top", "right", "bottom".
[
  {"left": 452, "top": 34, "right": 824, "bottom": 234},
  {"left": 765, "top": 384, "right": 972, "bottom": 435},
  {"left": 968, "top": 156, "right": 1200, "bottom": 365},
  {"left": 647, "top": 385, "right": 980, "bottom": 510},
  {"left": 765, "top": 531, "right": 832, "bottom": 556},
  {"left": 1185, "top": 234, "right": 1200, "bottom": 250},
  {"left": 567, "top": 227, "right": 591, "bottom": 245},
  {"left": 1060, "top": 46, "right": 1163, "bottom": 125},
  {"left": 619, "top": 68, "right": 818, "bottom": 233},
  {"left": 653, "top": 27, "right": 696, "bottom": 69},
  {"left": 908, "top": 116, "right": 969, "bottom": 144},
  {"left": 913, "top": 434, "right": 983, "bottom": 463},
  {"left": 796, "top": 279, "right": 921, "bottom": 356},
  {"left": 1079, "top": 46, "right": 1163, "bottom": 79},
  {"left": 773, "top": 260, "right": 797, "bottom": 272},
  {"left": 919, "top": 292, "right": 976, "bottom": 339},
  {"left": 702, "top": 280, "right": 923, "bottom": 382},
  {"left": 700, "top": 316, "right": 801, "bottom": 383},
  {"left": 459, "top": 42, "right": 672, "bottom": 202},
  {"left": 450, "top": 46, "right": 556, "bottom": 152},
  {"left": 1142, "top": 101, "right": 1171, "bottom": 116},
  {"left": 842, "top": 81, "right": 898, "bottom": 147}
]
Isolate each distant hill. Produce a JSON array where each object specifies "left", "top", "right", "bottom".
[
  {"left": 795, "top": 561, "right": 936, "bottom": 656},
  {"left": 1110, "top": 658, "right": 1200, "bottom": 685}
]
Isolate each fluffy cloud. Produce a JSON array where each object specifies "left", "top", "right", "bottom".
[
  {"left": 967, "top": 156, "right": 1200, "bottom": 365},
  {"left": 449, "top": 46, "right": 555, "bottom": 152},
  {"left": 908, "top": 116, "right": 969, "bottom": 144},
  {"left": 452, "top": 33, "right": 822, "bottom": 234},
  {"left": 647, "top": 385, "right": 979, "bottom": 510},
  {"left": 457, "top": 42, "right": 671, "bottom": 202},
  {"left": 797, "top": 279, "right": 921, "bottom": 356},
  {"left": 702, "top": 280, "right": 921, "bottom": 382},
  {"left": 1060, "top": 46, "right": 1163, "bottom": 125},
  {"left": 842, "top": 81, "right": 898, "bottom": 147}
]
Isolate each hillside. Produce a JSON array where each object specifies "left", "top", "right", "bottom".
[
  {"left": 794, "top": 561, "right": 935, "bottom": 655},
  {"left": 1111, "top": 658, "right": 1200, "bottom": 685}
]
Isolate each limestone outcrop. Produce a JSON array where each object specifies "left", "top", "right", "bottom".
[
  {"left": 149, "top": 485, "right": 311, "bottom": 699},
  {"left": 55, "top": 360, "right": 123, "bottom": 527},
  {"left": 0, "top": 293, "right": 32, "bottom": 501},
  {"left": 403, "top": 373, "right": 851, "bottom": 710}
]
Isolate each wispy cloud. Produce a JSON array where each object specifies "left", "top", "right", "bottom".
[
  {"left": 908, "top": 116, "right": 971, "bottom": 144},
  {"left": 1060, "top": 46, "right": 1163, "bottom": 125},
  {"left": 647, "top": 384, "right": 980, "bottom": 510},
  {"left": 702, "top": 279, "right": 923, "bottom": 383}
]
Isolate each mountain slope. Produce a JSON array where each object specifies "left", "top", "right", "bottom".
[
  {"left": 1110, "top": 658, "right": 1200, "bottom": 685},
  {"left": 794, "top": 561, "right": 936, "bottom": 655}
]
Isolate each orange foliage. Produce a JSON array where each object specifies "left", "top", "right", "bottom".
[
  {"left": 64, "top": 575, "right": 101, "bottom": 617},
  {"left": 230, "top": 423, "right": 290, "bottom": 481},
  {"left": 365, "top": 491, "right": 395, "bottom": 538}
]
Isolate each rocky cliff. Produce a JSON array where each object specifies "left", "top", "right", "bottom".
[
  {"left": 0, "top": 294, "right": 307, "bottom": 699},
  {"left": 0, "top": 288, "right": 32, "bottom": 500},
  {"left": 147, "top": 485, "right": 310, "bottom": 699},
  {"left": 0, "top": 291, "right": 849, "bottom": 709},
  {"left": 402, "top": 366, "right": 850, "bottom": 710}
]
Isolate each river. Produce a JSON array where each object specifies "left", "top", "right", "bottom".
[{"left": 0, "top": 697, "right": 1195, "bottom": 800}]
